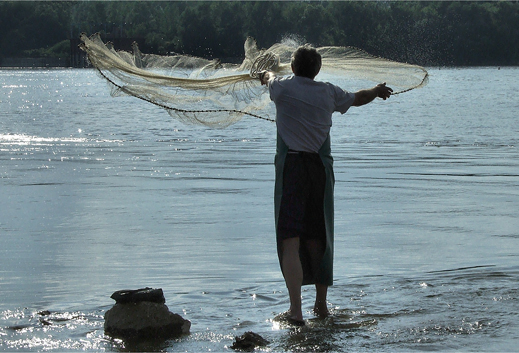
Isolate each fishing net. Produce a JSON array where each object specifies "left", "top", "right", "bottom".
[{"left": 79, "top": 33, "right": 428, "bottom": 128}]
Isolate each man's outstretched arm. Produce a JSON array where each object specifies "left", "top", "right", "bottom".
[{"left": 353, "top": 83, "right": 393, "bottom": 106}]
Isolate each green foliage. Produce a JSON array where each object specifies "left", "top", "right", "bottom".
[
  {"left": 23, "top": 39, "right": 70, "bottom": 58},
  {"left": 1, "top": 1, "right": 519, "bottom": 65}
]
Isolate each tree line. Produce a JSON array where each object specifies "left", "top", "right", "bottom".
[{"left": 1, "top": 1, "right": 519, "bottom": 66}]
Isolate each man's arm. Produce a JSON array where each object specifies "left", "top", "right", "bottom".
[{"left": 352, "top": 83, "right": 393, "bottom": 106}]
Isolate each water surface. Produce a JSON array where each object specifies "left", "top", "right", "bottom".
[{"left": 1, "top": 67, "right": 518, "bottom": 351}]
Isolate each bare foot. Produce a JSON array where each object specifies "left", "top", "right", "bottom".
[
  {"left": 313, "top": 301, "right": 329, "bottom": 318},
  {"left": 276, "top": 310, "right": 305, "bottom": 326}
]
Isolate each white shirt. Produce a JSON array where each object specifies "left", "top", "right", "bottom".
[{"left": 269, "top": 75, "right": 355, "bottom": 152}]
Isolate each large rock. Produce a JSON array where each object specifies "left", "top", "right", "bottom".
[{"left": 104, "top": 288, "right": 190, "bottom": 340}]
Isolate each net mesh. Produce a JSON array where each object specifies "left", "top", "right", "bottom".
[{"left": 79, "top": 33, "right": 428, "bottom": 127}]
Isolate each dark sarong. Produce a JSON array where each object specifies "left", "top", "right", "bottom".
[
  {"left": 274, "top": 134, "right": 335, "bottom": 286},
  {"left": 277, "top": 150, "right": 326, "bottom": 241}
]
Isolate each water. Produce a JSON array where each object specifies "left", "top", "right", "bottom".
[{"left": 1, "top": 67, "right": 518, "bottom": 351}]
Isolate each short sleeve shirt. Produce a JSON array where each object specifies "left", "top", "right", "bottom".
[{"left": 269, "top": 75, "right": 355, "bottom": 153}]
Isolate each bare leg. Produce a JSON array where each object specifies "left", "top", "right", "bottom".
[
  {"left": 281, "top": 237, "right": 303, "bottom": 322},
  {"left": 314, "top": 283, "right": 329, "bottom": 317},
  {"left": 305, "top": 238, "right": 330, "bottom": 317}
]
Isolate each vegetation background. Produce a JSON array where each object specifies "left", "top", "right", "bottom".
[{"left": 1, "top": 1, "right": 518, "bottom": 66}]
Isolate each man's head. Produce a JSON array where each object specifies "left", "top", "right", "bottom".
[{"left": 291, "top": 45, "right": 322, "bottom": 79}]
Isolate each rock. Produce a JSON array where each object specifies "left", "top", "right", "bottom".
[
  {"left": 231, "top": 331, "right": 269, "bottom": 351},
  {"left": 110, "top": 287, "right": 165, "bottom": 304},
  {"left": 104, "top": 289, "right": 190, "bottom": 341}
]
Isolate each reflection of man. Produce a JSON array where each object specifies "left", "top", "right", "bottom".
[{"left": 260, "top": 44, "right": 392, "bottom": 325}]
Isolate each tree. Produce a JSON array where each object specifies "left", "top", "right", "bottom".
[{"left": 1, "top": 1, "right": 519, "bottom": 66}]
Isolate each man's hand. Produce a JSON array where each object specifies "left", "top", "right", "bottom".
[
  {"left": 353, "top": 82, "right": 393, "bottom": 106},
  {"left": 376, "top": 82, "right": 393, "bottom": 100},
  {"left": 259, "top": 71, "right": 274, "bottom": 85}
]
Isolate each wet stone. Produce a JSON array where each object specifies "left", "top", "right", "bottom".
[
  {"left": 104, "top": 288, "right": 190, "bottom": 341},
  {"left": 231, "top": 331, "right": 269, "bottom": 351}
]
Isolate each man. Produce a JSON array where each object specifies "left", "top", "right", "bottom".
[{"left": 259, "top": 44, "right": 392, "bottom": 325}]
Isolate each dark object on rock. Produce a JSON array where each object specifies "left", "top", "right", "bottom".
[
  {"left": 110, "top": 287, "right": 165, "bottom": 304},
  {"left": 231, "top": 331, "right": 269, "bottom": 351},
  {"left": 105, "top": 288, "right": 190, "bottom": 341}
]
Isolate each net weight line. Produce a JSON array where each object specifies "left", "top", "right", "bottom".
[{"left": 390, "top": 70, "right": 429, "bottom": 95}]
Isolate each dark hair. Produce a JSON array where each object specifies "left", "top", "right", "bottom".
[{"left": 291, "top": 45, "right": 322, "bottom": 79}]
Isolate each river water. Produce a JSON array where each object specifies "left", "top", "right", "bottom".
[{"left": 1, "top": 67, "right": 518, "bottom": 352}]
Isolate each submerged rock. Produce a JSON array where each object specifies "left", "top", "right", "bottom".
[
  {"left": 104, "top": 288, "right": 190, "bottom": 340},
  {"left": 231, "top": 331, "right": 269, "bottom": 351}
]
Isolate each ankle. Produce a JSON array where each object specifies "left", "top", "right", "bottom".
[
  {"left": 288, "top": 308, "right": 303, "bottom": 321},
  {"left": 313, "top": 301, "right": 329, "bottom": 317}
]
